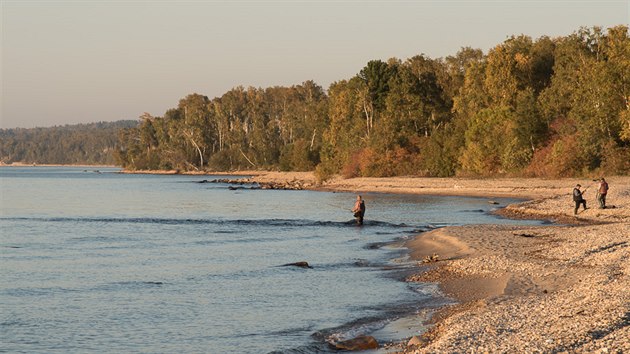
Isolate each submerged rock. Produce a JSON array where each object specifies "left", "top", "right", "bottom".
[{"left": 281, "top": 261, "right": 313, "bottom": 269}]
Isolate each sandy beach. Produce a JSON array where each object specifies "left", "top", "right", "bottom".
[
  {"left": 245, "top": 172, "right": 630, "bottom": 352},
  {"left": 399, "top": 180, "right": 629, "bottom": 353}
]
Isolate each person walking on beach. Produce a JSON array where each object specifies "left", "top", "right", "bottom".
[
  {"left": 573, "top": 184, "right": 587, "bottom": 215},
  {"left": 596, "top": 177, "right": 609, "bottom": 209},
  {"left": 352, "top": 195, "right": 366, "bottom": 225}
]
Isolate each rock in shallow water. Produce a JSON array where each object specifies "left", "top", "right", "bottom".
[
  {"left": 331, "top": 335, "right": 379, "bottom": 350},
  {"left": 281, "top": 261, "right": 313, "bottom": 269}
]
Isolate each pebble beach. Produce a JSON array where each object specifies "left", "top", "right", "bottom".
[
  {"left": 119, "top": 170, "right": 629, "bottom": 351},
  {"left": 249, "top": 173, "right": 630, "bottom": 352}
]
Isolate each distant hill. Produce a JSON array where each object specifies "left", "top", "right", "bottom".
[{"left": 0, "top": 120, "right": 138, "bottom": 166}]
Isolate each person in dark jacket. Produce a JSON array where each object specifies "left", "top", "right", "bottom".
[
  {"left": 596, "top": 177, "right": 609, "bottom": 209},
  {"left": 573, "top": 184, "right": 587, "bottom": 215},
  {"left": 352, "top": 195, "right": 366, "bottom": 225}
]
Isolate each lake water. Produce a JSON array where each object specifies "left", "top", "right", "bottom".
[{"left": 0, "top": 167, "right": 542, "bottom": 353}]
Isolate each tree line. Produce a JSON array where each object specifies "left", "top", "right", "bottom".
[
  {"left": 117, "top": 26, "right": 630, "bottom": 179},
  {"left": 9, "top": 26, "right": 627, "bottom": 179},
  {"left": 0, "top": 121, "right": 137, "bottom": 165}
]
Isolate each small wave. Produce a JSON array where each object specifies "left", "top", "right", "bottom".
[
  {"left": 459, "top": 209, "right": 485, "bottom": 213},
  {"left": 70, "top": 235, "right": 137, "bottom": 243},
  {"left": 2, "top": 286, "right": 80, "bottom": 297},
  {"left": 403, "top": 228, "right": 432, "bottom": 234},
  {"left": 304, "top": 259, "right": 384, "bottom": 271},
  {"left": 364, "top": 242, "right": 389, "bottom": 250},
  {"left": 0, "top": 319, "right": 29, "bottom": 328},
  {"left": 408, "top": 282, "right": 445, "bottom": 299},
  {"left": 267, "top": 343, "right": 330, "bottom": 354},
  {"left": 206, "top": 268, "right": 270, "bottom": 281},
  {"left": 312, "top": 296, "right": 446, "bottom": 349},
  {"left": 313, "top": 317, "right": 389, "bottom": 344},
  {"left": 93, "top": 281, "right": 166, "bottom": 292},
  {"left": 374, "top": 231, "right": 399, "bottom": 235},
  {"left": 267, "top": 324, "right": 317, "bottom": 337},
  {"left": 1, "top": 216, "right": 425, "bottom": 230}
]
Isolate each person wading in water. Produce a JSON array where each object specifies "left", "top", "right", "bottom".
[{"left": 352, "top": 195, "right": 366, "bottom": 226}]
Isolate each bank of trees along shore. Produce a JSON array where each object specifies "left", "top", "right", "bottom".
[
  {"left": 117, "top": 26, "right": 630, "bottom": 179},
  {"left": 0, "top": 121, "right": 137, "bottom": 165}
]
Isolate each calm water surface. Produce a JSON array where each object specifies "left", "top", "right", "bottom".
[{"left": 0, "top": 167, "right": 542, "bottom": 353}]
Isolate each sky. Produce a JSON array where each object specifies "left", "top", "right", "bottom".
[{"left": 1, "top": 0, "right": 628, "bottom": 129}]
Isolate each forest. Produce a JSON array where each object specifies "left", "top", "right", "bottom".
[
  {"left": 116, "top": 26, "right": 630, "bottom": 179},
  {"left": 0, "top": 121, "right": 137, "bottom": 165},
  {"left": 7, "top": 26, "right": 629, "bottom": 179}
]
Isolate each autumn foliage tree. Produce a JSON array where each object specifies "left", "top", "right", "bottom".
[{"left": 110, "top": 25, "right": 630, "bottom": 179}]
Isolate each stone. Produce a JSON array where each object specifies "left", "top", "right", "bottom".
[
  {"left": 407, "top": 335, "right": 422, "bottom": 346},
  {"left": 332, "top": 335, "right": 379, "bottom": 351},
  {"left": 281, "top": 261, "right": 313, "bottom": 269},
  {"left": 422, "top": 253, "right": 440, "bottom": 263}
]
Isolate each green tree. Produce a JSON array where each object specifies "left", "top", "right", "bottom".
[
  {"left": 318, "top": 78, "right": 366, "bottom": 177},
  {"left": 356, "top": 60, "right": 396, "bottom": 137},
  {"left": 177, "top": 94, "right": 213, "bottom": 169},
  {"left": 459, "top": 106, "right": 515, "bottom": 174}
]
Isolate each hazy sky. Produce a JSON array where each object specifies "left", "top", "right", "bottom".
[{"left": 1, "top": 0, "right": 628, "bottom": 129}]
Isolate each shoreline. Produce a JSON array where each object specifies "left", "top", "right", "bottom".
[
  {"left": 402, "top": 220, "right": 629, "bottom": 352},
  {"left": 0, "top": 165, "right": 265, "bottom": 176},
  {"left": 384, "top": 180, "right": 628, "bottom": 352},
  {"left": 0, "top": 163, "right": 119, "bottom": 168},
  {"left": 251, "top": 172, "right": 630, "bottom": 351},
  {"left": 116, "top": 169, "right": 266, "bottom": 176},
  {"left": 12, "top": 166, "right": 628, "bottom": 350}
]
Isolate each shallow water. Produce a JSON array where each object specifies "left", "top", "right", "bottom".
[{"left": 0, "top": 167, "right": 543, "bottom": 353}]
